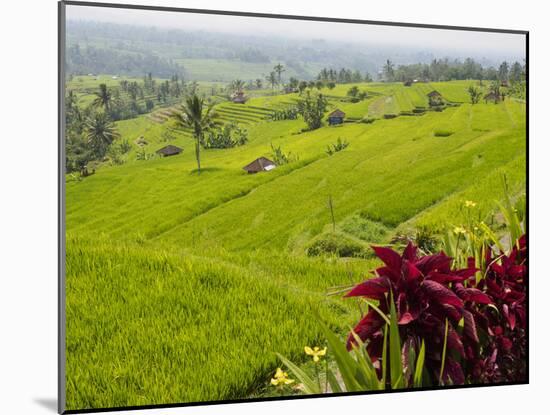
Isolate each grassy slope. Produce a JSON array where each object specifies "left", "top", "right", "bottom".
[{"left": 65, "top": 81, "right": 526, "bottom": 409}]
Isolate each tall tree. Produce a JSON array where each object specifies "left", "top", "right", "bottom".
[
  {"left": 92, "top": 83, "right": 112, "bottom": 113},
  {"left": 266, "top": 71, "right": 278, "bottom": 92},
  {"left": 510, "top": 61, "right": 523, "bottom": 83},
  {"left": 172, "top": 95, "right": 216, "bottom": 174},
  {"left": 498, "top": 61, "right": 510, "bottom": 82},
  {"left": 230, "top": 79, "right": 245, "bottom": 93},
  {"left": 297, "top": 90, "right": 328, "bottom": 130},
  {"left": 383, "top": 59, "right": 395, "bottom": 82},
  {"left": 273, "top": 63, "right": 285, "bottom": 86},
  {"left": 467, "top": 85, "right": 483, "bottom": 104},
  {"left": 85, "top": 112, "right": 120, "bottom": 159}
]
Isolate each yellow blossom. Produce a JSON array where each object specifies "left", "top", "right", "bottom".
[
  {"left": 270, "top": 368, "right": 294, "bottom": 386},
  {"left": 304, "top": 346, "right": 327, "bottom": 363},
  {"left": 453, "top": 226, "right": 467, "bottom": 235},
  {"left": 464, "top": 200, "right": 477, "bottom": 208}
]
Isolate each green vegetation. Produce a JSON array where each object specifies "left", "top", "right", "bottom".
[{"left": 65, "top": 79, "right": 525, "bottom": 409}]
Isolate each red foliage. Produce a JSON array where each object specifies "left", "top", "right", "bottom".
[{"left": 346, "top": 236, "right": 527, "bottom": 386}]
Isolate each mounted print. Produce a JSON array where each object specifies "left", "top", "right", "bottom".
[{"left": 59, "top": 1, "right": 528, "bottom": 413}]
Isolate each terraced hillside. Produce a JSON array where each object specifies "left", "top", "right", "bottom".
[{"left": 65, "top": 81, "right": 526, "bottom": 410}]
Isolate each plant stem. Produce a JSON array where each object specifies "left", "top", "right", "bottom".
[
  {"left": 314, "top": 362, "right": 321, "bottom": 392},
  {"left": 439, "top": 318, "right": 449, "bottom": 386}
]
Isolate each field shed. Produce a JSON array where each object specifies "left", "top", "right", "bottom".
[
  {"left": 156, "top": 145, "right": 183, "bottom": 157},
  {"left": 328, "top": 109, "right": 346, "bottom": 126},
  {"left": 484, "top": 92, "right": 500, "bottom": 103},
  {"left": 231, "top": 91, "right": 247, "bottom": 104},
  {"left": 243, "top": 157, "right": 276, "bottom": 174}
]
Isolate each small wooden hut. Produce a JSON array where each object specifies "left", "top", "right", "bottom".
[
  {"left": 243, "top": 157, "right": 276, "bottom": 174},
  {"left": 156, "top": 145, "right": 183, "bottom": 157},
  {"left": 328, "top": 109, "right": 346, "bottom": 126}
]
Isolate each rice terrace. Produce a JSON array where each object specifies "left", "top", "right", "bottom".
[{"left": 63, "top": 4, "right": 527, "bottom": 412}]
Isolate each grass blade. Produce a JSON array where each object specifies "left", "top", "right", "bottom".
[
  {"left": 413, "top": 340, "right": 425, "bottom": 387},
  {"left": 388, "top": 292, "right": 404, "bottom": 389},
  {"left": 276, "top": 353, "right": 321, "bottom": 394},
  {"left": 439, "top": 319, "right": 449, "bottom": 386}
]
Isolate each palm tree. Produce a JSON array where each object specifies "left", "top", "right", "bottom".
[
  {"left": 266, "top": 71, "right": 278, "bottom": 94},
  {"left": 273, "top": 63, "right": 285, "bottom": 85},
  {"left": 92, "top": 83, "right": 112, "bottom": 113},
  {"left": 172, "top": 95, "right": 216, "bottom": 174},
  {"left": 230, "top": 79, "right": 245, "bottom": 93},
  {"left": 85, "top": 112, "right": 120, "bottom": 159},
  {"left": 383, "top": 59, "right": 395, "bottom": 82}
]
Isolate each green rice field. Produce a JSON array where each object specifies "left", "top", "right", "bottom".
[{"left": 65, "top": 80, "right": 526, "bottom": 409}]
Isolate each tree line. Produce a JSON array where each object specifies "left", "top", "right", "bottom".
[
  {"left": 381, "top": 57, "right": 526, "bottom": 83},
  {"left": 67, "top": 44, "right": 184, "bottom": 78}
]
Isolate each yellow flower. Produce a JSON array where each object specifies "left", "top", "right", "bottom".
[
  {"left": 453, "top": 226, "right": 467, "bottom": 235},
  {"left": 304, "top": 346, "right": 327, "bottom": 363},
  {"left": 464, "top": 200, "right": 477, "bottom": 208},
  {"left": 270, "top": 368, "right": 294, "bottom": 386}
]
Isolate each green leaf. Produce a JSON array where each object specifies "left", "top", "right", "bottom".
[
  {"left": 362, "top": 299, "right": 391, "bottom": 326},
  {"left": 276, "top": 353, "right": 321, "bottom": 394},
  {"left": 439, "top": 318, "right": 449, "bottom": 386},
  {"left": 388, "top": 292, "right": 404, "bottom": 389},
  {"left": 413, "top": 340, "right": 425, "bottom": 387},
  {"left": 381, "top": 324, "right": 388, "bottom": 389},
  {"left": 326, "top": 368, "right": 343, "bottom": 393},
  {"left": 348, "top": 330, "right": 382, "bottom": 390},
  {"left": 318, "top": 321, "right": 362, "bottom": 392}
]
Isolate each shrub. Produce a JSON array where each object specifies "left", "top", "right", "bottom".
[
  {"left": 340, "top": 215, "right": 388, "bottom": 243},
  {"left": 326, "top": 137, "right": 349, "bottom": 156},
  {"left": 306, "top": 232, "right": 370, "bottom": 258},
  {"left": 271, "top": 107, "right": 299, "bottom": 121},
  {"left": 270, "top": 143, "right": 298, "bottom": 165},
  {"left": 414, "top": 225, "right": 439, "bottom": 253},
  {"left": 204, "top": 122, "right": 248, "bottom": 149},
  {"left": 136, "top": 148, "right": 156, "bottom": 161},
  {"left": 383, "top": 113, "right": 398, "bottom": 119},
  {"left": 345, "top": 231, "right": 526, "bottom": 386}
]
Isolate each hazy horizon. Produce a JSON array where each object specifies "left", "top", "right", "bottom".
[{"left": 67, "top": 5, "right": 526, "bottom": 63}]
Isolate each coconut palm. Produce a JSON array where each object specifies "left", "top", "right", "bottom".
[
  {"left": 85, "top": 112, "right": 120, "bottom": 159},
  {"left": 230, "top": 79, "right": 246, "bottom": 93},
  {"left": 273, "top": 63, "right": 285, "bottom": 85},
  {"left": 172, "top": 95, "right": 216, "bottom": 174},
  {"left": 92, "top": 83, "right": 112, "bottom": 113},
  {"left": 266, "top": 71, "right": 278, "bottom": 93}
]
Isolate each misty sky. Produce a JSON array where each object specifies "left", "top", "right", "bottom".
[{"left": 66, "top": 5, "right": 526, "bottom": 60}]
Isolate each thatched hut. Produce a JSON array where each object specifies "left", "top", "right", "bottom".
[
  {"left": 243, "top": 157, "right": 276, "bottom": 174},
  {"left": 156, "top": 145, "right": 183, "bottom": 157}
]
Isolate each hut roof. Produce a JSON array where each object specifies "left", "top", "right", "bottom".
[
  {"left": 231, "top": 91, "right": 247, "bottom": 103},
  {"left": 328, "top": 109, "right": 346, "bottom": 118},
  {"left": 156, "top": 145, "right": 183, "bottom": 156},
  {"left": 427, "top": 90, "right": 442, "bottom": 98},
  {"left": 243, "top": 157, "right": 276, "bottom": 173}
]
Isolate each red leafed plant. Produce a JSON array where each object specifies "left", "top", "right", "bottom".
[{"left": 346, "top": 235, "right": 526, "bottom": 386}]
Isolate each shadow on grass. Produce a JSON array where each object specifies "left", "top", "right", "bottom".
[{"left": 188, "top": 167, "right": 223, "bottom": 175}]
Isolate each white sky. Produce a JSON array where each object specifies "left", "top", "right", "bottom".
[{"left": 66, "top": 4, "right": 526, "bottom": 59}]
